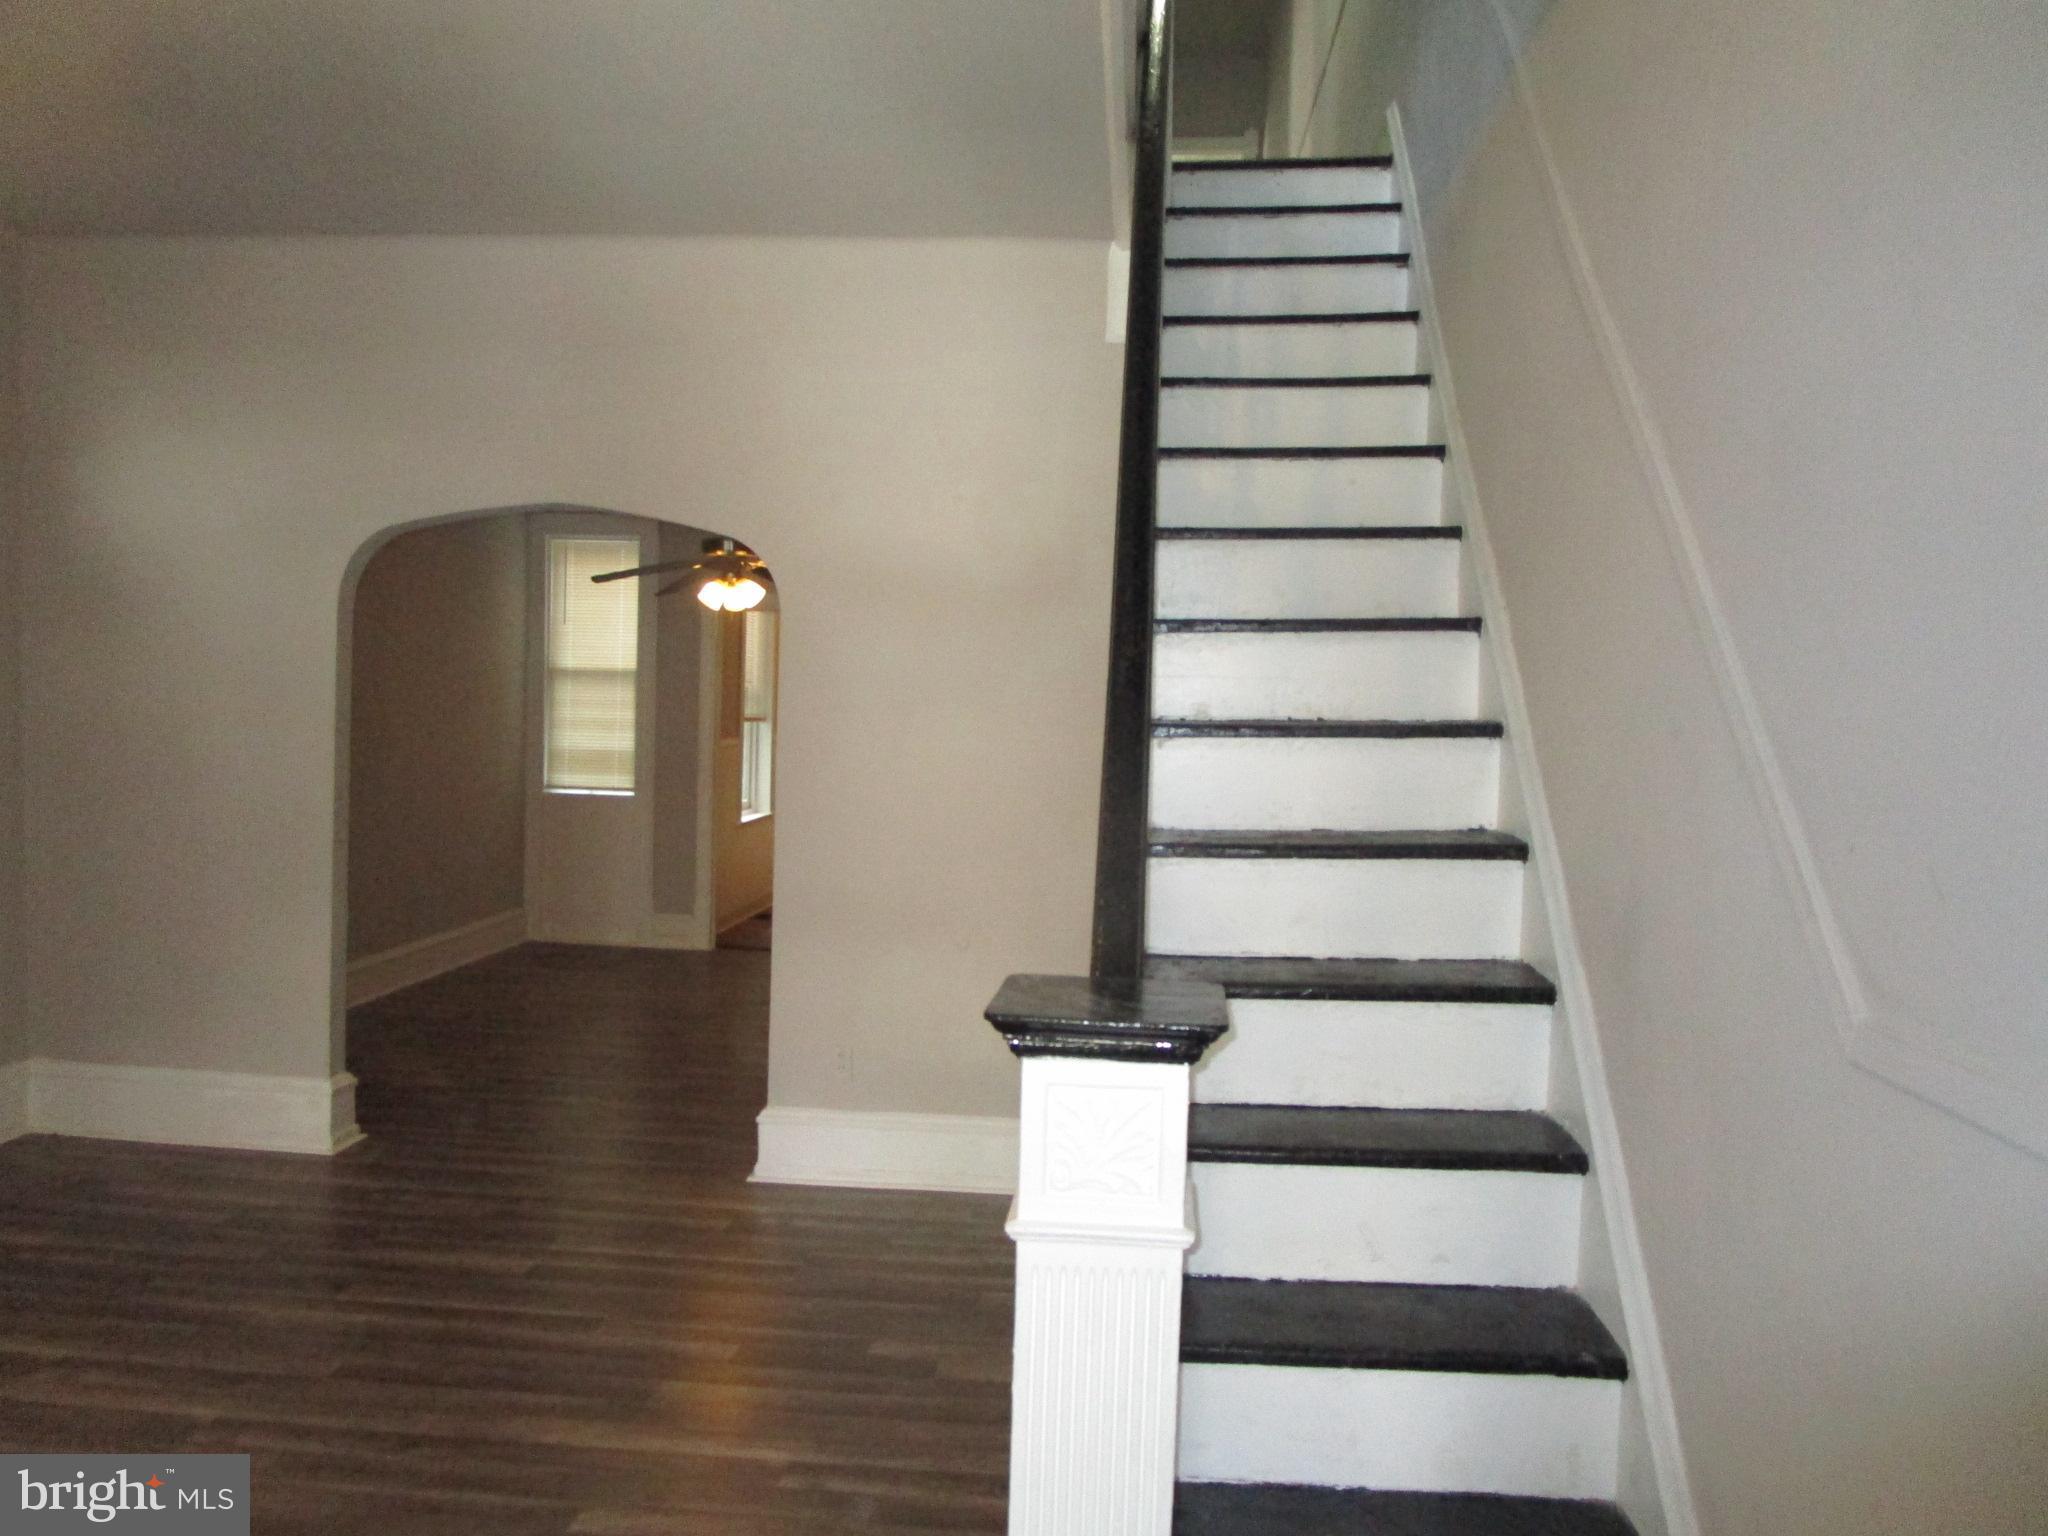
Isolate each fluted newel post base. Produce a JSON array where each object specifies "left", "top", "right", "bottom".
[
  {"left": 984, "top": 974, "right": 1229, "bottom": 1536},
  {"left": 1008, "top": 1056, "right": 1192, "bottom": 1536}
]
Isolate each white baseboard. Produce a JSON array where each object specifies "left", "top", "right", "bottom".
[
  {"left": 522, "top": 911, "right": 717, "bottom": 951},
  {"left": 17, "top": 1059, "right": 361, "bottom": 1155},
  {"left": 751, "top": 1106, "right": 1017, "bottom": 1195},
  {"left": 642, "top": 911, "right": 715, "bottom": 951},
  {"left": 713, "top": 896, "right": 773, "bottom": 936},
  {"left": 0, "top": 1059, "right": 30, "bottom": 1145},
  {"left": 346, "top": 908, "right": 526, "bottom": 1006},
  {"left": 1390, "top": 103, "right": 1698, "bottom": 1536}
]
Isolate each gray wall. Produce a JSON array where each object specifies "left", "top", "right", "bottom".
[
  {"left": 1279, "top": 0, "right": 1556, "bottom": 231},
  {"left": 1314, "top": 1, "right": 2048, "bottom": 1530},
  {"left": 0, "top": 1, "right": 1117, "bottom": 241},
  {"left": 1175, "top": 0, "right": 1283, "bottom": 142},
  {"left": 0, "top": 237, "right": 22, "bottom": 1065},
  {"left": 345, "top": 516, "right": 529, "bottom": 961},
  {"left": 651, "top": 520, "right": 706, "bottom": 918},
  {"left": 1175, "top": 51, "right": 1272, "bottom": 142},
  {"left": 17, "top": 236, "right": 1116, "bottom": 1103}
]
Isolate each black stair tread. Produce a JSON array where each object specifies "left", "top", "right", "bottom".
[
  {"left": 1156, "top": 526, "right": 1460, "bottom": 540},
  {"left": 1165, "top": 254, "right": 1411, "bottom": 268},
  {"left": 1189, "top": 1105, "right": 1587, "bottom": 1173},
  {"left": 1148, "top": 829, "right": 1528, "bottom": 861},
  {"left": 1167, "top": 202, "right": 1403, "bottom": 218},
  {"left": 1174, "top": 1483, "right": 1638, "bottom": 1536},
  {"left": 1151, "top": 719, "right": 1501, "bottom": 739},
  {"left": 1159, "top": 445, "right": 1444, "bottom": 459},
  {"left": 1181, "top": 1278, "right": 1628, "bottom": 1379},
  {"left": 1163, "top": 309, "right": 1421, "bottom": 326},
  {"left": 1162, "top": 374, "right": 1432, "bottom": 388},
  {"left": 1147, "top": 954, "right": 1558, "bottom": 1005},
  {"left": 1154, "top": 617, "right": 1479, "bottom": 633},
  {"left": 1173, "top": 154, "right": 1394, "bottom": 171}
]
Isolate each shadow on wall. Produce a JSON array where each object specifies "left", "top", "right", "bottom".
[
  {"left": 1266, "top": 0, "right": 1557, "bottom": 230},
  {"left": 333, "top": 503, "right": 775, "bottom": 1048}
]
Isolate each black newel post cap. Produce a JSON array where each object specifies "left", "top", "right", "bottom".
[{"left": 984, "top": 973, "right": 1229, "bottom": 1066}]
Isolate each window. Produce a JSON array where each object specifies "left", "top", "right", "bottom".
[
  {"left": 739, "top": 608, "right": 776, "bottom": 820},
  {"left": 544, "top": 535, "right": 640, "bottom": 793}
]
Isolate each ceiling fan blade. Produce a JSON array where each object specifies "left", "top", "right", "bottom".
[
  {"left": 654, "top": 574, "right": 699, "bottom": 597},
  {"left": 590, "top": 556, "right": 703, "bottom": 584}
]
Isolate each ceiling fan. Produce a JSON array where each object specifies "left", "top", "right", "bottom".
[{"left": 591, "top": 536, "right": 772, "bottom": 612}]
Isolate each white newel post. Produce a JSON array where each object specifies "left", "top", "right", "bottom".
[
  {"left": 984, "top": 973, "right": 1228, "bottom": 1536},
  {"left": 1010, "top": 1054, "right": 1192, "bottom": 1535}
]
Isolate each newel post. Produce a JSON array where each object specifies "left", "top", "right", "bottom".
[{"left": 985, "top": 974, "right": 1228, "bottom": 1536}]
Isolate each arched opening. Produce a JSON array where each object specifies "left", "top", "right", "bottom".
[{"left": 331, "top": 503, "right": 778, "bottom": 1161}]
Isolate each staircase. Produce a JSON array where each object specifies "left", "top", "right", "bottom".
[{"left": 1150, "top": 155, "right": 1638, "bottom": 1534}]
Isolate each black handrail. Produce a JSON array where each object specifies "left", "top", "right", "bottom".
[{"left": 1087, "top": 0, "right": 1174, "bottom": 996}]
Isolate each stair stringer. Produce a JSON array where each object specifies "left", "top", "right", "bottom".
[{"left": 1389, "top": 103, "right": 1700, "bottom": 1536}]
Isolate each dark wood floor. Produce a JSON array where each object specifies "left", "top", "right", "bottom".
[{"left": 0, "top": 944, "right": 1014, "bottom": 1533}]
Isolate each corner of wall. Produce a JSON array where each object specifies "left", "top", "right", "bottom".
[
  {"left": 1388, "top": 103, "right": 1700, "bottom": 1536},
  {"left": 0, "top": 1058, "right": 29, "bottom": 1146},
  {"left": 1098, "top": 0, "right": 1138, "bottom": 248},
  {"left": 1106, "top": 243, "right": 1132, "bottom": 345},
  {"left": 0, "top": 229, "right": 25, "bottom": 1078}
]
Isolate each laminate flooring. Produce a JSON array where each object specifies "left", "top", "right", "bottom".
[{"left": 0, "top": 944, "right": 1013, "bottom": 1533}]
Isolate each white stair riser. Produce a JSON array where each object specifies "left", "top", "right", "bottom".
[
  {"left": 1165, "top": 263, "right": 1410, "bottom": 317},
  {"left": 1170, "top": 167, "right": 1395, "bottom": 208},
  {"left": 1162, "top": 321, "right": 1418, "bottom": 378},
  {"left": 1166, "top": 212, "right": 1402, "bottom": 260},
  {"left": 1145, "top": 857, "right": 1525, "bottom": 959},
  {"left": 1151, "top": 735, "right": 1499, "bottom": 832},
  {"left": 1189, "top": 1163, "right": 1583, "bottom": 1287},
  {"left": 1163, "top": 264, "right": 1417, "bottom": 317},
  {"left": 1179, "top": 1364, "right": 1621, "bottom": 1499},
  {"left": 1156, "top": 538, "right": 1459, "bottom": 620},
  {"left": 1153, "top": 630, "right": 1479, "bottom": 721},
  {"left": 1196, "top": 999, "right": 1554, "bottom": 1111},
  {"left": 1160, "top": 386, "right": 1430, "bottom": 450},
  {"left": 1158, "top": 455, "right": 1443, "bottom": 528}
]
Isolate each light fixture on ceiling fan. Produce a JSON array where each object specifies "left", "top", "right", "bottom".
[{"left": 590, "top": 536, "right": 772, "bottom": 612}]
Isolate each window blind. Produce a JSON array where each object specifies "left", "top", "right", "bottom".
[{"left": 545, "top": 536, "right": 640, "bottom": 792}]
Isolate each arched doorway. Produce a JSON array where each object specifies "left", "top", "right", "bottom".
[{"left": 331, "top": 503, "right": 777, "bottom": 1151}]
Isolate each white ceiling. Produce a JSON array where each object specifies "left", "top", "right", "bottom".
[{"left": 0, "top": 0, "right": 1116, "bottom": 237}]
